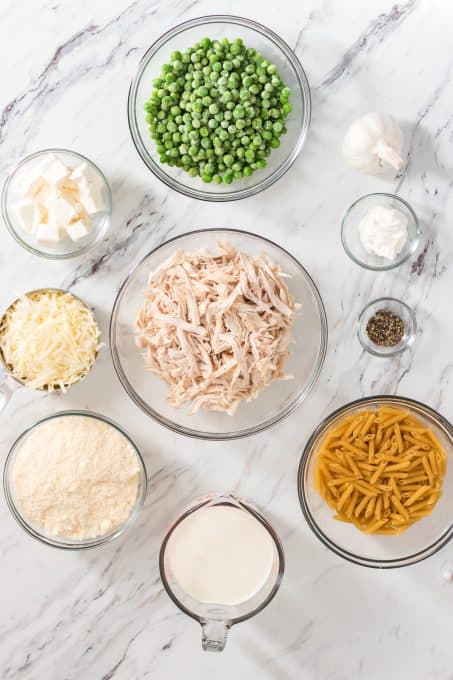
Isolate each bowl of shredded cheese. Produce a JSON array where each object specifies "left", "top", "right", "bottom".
[
  {"left": 0, "top": 288, "right": 101, "bottom": 408},
  {"left": 298, "top": 396, "right": 453, "bottom": 568},
  {"left": 3, "top": 411, "right": 147, "bottom": 549}
]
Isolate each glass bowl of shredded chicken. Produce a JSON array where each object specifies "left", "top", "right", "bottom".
[{"left": 110, "top": 229, "right": 327, "bottom": 440}]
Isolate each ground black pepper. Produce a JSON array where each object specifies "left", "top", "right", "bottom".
[{"left": 366, "top": 308, "right": 405, "bottom": 347}]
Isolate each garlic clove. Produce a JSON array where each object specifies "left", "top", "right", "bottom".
[{"left": 342, "top": 112, "right": 404, "bottom": 175}]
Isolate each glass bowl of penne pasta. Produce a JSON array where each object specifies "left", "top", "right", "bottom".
[{"left": 298, "top": 396, "right": 453, "bottom": 568}]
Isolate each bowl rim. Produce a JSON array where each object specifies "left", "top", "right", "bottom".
[
  {"left": 1, "top": 148, "right": 112, "bottom": 260},
  {"left": 127, "top": 14, "right": 311, "bottom": 202},
  {"left": 341, "top": 193, "right": 420, "bottom": 271},
  {"left": 357, "top": 296, "right": 417, "bottom": 358},
  {"left": 297, "top": 395, "right": 453, "bottom": 569},
  {"left": 3, "top": 409, "right": 148, "bottom": 550},
  {"left": 109, "top": 227, "right": 328, "bottom": 440}
]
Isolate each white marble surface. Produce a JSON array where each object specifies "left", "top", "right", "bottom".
[{"left": 1, "top": 0, "right": 452, "bottom": 678}]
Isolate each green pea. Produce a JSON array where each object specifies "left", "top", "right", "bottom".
[{"left": 145, "top": 37, "right": 292, "bottom": 186}]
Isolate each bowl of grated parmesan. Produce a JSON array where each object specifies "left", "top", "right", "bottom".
[{"left": 3, "top": 411, "right": 147, "bottom": 549}]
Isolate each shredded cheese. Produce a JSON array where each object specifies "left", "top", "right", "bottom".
[{"left": 0, "top": 290, "right": 100, "bottom": 390}]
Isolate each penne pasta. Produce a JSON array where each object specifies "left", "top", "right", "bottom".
[{"left": 313, "top": 406, "right": 447, "bottom": 535}]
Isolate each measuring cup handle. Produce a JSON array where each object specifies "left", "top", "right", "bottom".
[
  {"left": 201, "top": 620, "right": 231, "bottom": 652},
  {"left": 0, "top": 367, "right": 15, "bottom": 412}
]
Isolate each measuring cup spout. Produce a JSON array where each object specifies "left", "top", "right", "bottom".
[{"left": 201, "top": 619, "right": 231, "bottom": 652}]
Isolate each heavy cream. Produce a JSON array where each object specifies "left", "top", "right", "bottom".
[{"left": 166, "top": 504, "right": 276, "bottom": 606}]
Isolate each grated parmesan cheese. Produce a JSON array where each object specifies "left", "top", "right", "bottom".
[
  {"left": 12, "top": 415, "right": 141, "bottom": 540},
  {"left": 0, "top": 289, "right": 100, "bottom": 391}
]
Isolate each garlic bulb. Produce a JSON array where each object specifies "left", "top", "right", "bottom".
[{"left": 342, "top": 112, "right": 404, "bottom": 174}]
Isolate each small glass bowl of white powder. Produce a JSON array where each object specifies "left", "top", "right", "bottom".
[
  {"left": 341, "top": 193, "right": 420, "bottom": 270},
  {"left": 3, "top": 411, "right": 147, "bottom": 549}
]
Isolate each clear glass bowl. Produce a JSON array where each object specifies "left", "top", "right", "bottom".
[
  {"left": 128, "top": 15, "right": 311, "bottom": 201},
  {"left": 341, "top": 193, "right": 420, "bottom": 270},
  {"left": 110, "top": 228, "right": 327, "bottom": 440},
  {"left": 0, "top": 288, "right": 100, "bottom": 412},
  {"left": 298, "top": 396, "right": 453, "bottom": 568},
  {"left": 358, "top": 297, "right": 417, "bottom": 358},
  {"left": 3, "top": 410, "right": 147, "bottom": 550},
  {"left": 2, "top": 149, "right": 112, "bottom": 259}
]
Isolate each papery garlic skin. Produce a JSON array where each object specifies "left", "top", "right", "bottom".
[{"left": 342, "top": 113, "right": 404, "bottom": 174}]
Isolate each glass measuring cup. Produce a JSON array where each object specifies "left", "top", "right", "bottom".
[{"left": 159, "top": 493, "right": 285, "bottom": 651}]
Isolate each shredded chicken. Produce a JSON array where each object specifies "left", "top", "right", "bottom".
[{"left": 136, "top": 242, "right": 299, "bottom": 415}]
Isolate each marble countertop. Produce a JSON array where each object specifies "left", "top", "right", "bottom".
[{"left": 1, "top": 1, "right": 452, "bottom": 678}]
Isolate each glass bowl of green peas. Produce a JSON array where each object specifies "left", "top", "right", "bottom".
[{"left": 128, "top": 15, "right": 311, "bottom": 201}]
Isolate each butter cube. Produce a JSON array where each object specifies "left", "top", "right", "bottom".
[
  {"left": 44, "top": 192, "right": 76, "bottom": 227},
  {"left": 39, "top": 154, "right": 70, "bottom": 186},
  {"left": 78, "top": 179, "right": 105, "bottom": 214},
  {"left": 36, "top": 222, "right": 60, "bottom": 243},
  {"left": 12, "top": 198, "right": 37, "bottom": 233},
  {"left": 66, "top": 219, "right": 91, "bottom": 242},
  {"left": 70, "top": 162, "right": 99, "bottom": 184},
  {"left": 13, "top": 167, "right": 46, "bottom": 197},
  {"left": 59, "top": 177, "right": 79, "bottom": 196}
]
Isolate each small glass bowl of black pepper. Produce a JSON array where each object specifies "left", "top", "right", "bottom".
[{"left": 358, "top": 297, "right": 417, "bottom": 357}]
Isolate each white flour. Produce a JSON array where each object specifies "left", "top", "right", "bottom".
[{"left": 12, "top": 415, "right": 140, "bottom": 540}]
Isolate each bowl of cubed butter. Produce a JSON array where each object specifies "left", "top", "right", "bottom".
[{"left": 1, "top": 149, "right": 112, "bottom": 259}]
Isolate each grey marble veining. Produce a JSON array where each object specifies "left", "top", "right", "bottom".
[{"left": 1, "top": 1, "right": 453, "bottom": 678}]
